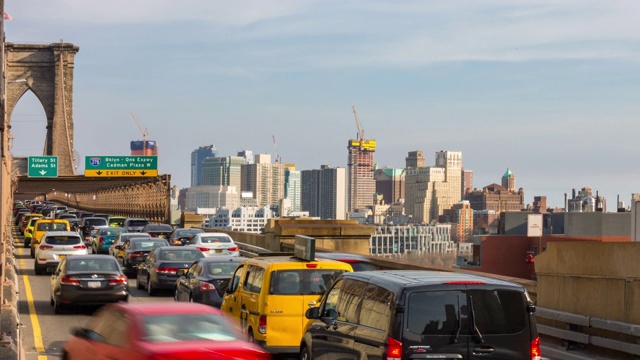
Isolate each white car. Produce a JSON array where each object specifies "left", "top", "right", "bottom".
[
  {"left": 186, "top": 233, "right": 240, "bottom": 257},
  {"left": 34, "top": 231, "right": 88, "bottom": 275}
]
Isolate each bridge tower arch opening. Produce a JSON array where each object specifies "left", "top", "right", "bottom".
[
  {"left": 4, "top": 42, "right": 79, "bottom": 175},
  {"left": 8, "top": 90, "right": 47, "bottom": 158}
]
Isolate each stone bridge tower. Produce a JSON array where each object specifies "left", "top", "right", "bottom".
[{"left": 4, "top": 42, "right": 79, "bottom": 175}]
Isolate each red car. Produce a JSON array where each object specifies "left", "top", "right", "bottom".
[{"left": 62, "top": 302, "right": 271, "bottom": 360}]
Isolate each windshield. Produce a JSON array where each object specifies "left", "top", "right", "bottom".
[{"left": 142, "top": 313, "right": 236, "bottom": 342}]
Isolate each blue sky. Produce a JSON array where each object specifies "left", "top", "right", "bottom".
[{"left": 5, "top": 1, "right": 640, "bottom": 209}]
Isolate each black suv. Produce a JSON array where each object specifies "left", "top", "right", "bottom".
[
  {"left": 301, "top": 270, "right": 540, "bottom": 360},
  {"left": 123, "top": 218, "right": 150, "bottom": 233}
]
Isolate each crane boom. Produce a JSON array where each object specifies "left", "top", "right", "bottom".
[
  {"left": 131, "top": 112, "right": 149, "bottom": 154},
  {"left": 352, "top": 105, "right": 364, "bottom": 140}
]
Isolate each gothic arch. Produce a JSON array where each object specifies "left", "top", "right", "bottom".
[{"left": 4, "top": 42, "right": 79, "bottom": 175}]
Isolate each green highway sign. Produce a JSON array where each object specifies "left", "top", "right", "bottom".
[
  {"left": 28, "top": 156, "right": 59, "bottom": 178},
  {"left": 84, "top": 156, "right": 158, "bottom": 177}
]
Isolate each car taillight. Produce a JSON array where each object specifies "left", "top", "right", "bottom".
[
  {"left": 39, "top": 245, "right": 54, "bottom": 250},
  {"left": 109, "top": 275, "right": 128, "bottom": 284},
  {"left": 129, "top": 252, "right": 145, "bottom": 258},
  {"left": 25, "top": 229, "right": 31, "bottom": 233},
  {"left": 228, "top": 246, "right": 239, "bottom": 252},
  {"left": 156, "top": 267, "right": 178, "bottom": 274},
  {"left": 99, "top": 237, "right": 104, "bottom": 243},
  {"left": 386, "top": 337, "right": 402, "bottom": 360},
  {"left": 258, "top": 315, "right": 267, "bottom": 334},
  {"left": 444, "top": 281, "right": 486, "bottom": 285},
  {"left": 60, "top": 276, "right": 80, "bottom": 285},
  {"left": 200, "top": 282, "right": 216, "bottom": 292},
  {"left": 73, "top": 245, "right": 87, "bottom": 249},
  {"left": 305, "top": 263, "right": 318, "bottom": 269},
  {"left": 531, "top": 337, "right": 541, "bottom": 359},
  {"left": 150, "top": 233, "right": 157, "bottom": 237},
  {"left": 197, "top": 247, "right": 210, "bottom": 252}
]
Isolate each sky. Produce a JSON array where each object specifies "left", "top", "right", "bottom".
[{"left": 5, "top": 0, "right": 640, "bottom": 210}]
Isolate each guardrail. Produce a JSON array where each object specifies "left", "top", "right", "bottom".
[{"left": 536, "top": 307, "right": 640, "bottom": 359}]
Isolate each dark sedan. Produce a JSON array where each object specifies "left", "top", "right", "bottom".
[
  {"left": 49, "top": 255, "right": 129, "bottom": 314},
  {"left": 119, "top": 237, "right": 169, "bottom": 275},
  {"left": 168, "top": 228, "right": 204, "bottom": 246},
  {"left": 137, "top": 247, "right": 204, "bottom": 296},
  {"left": 174, "top": 256, "right": 243, "bottom": 307}
]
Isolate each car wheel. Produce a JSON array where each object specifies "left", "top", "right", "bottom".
[
  {"left": 300, "top": 345, "right": 313, "bottom": 360},
  {"left": 61, "top": 350, "right": 70, "bottom": 360},
  {"left": 147, "top": 276, "right": 156, "bottom": 296},
  {"left": 189, "top": 294, "right": 194, "bottom": 303},
  {"left": 136, "top": 274, "right": 144, "bottom": 290},
  {"left": 53, "top": 298, "right": 64, "bottom": 314},
  {"left": 174, "top": 288, "right": 179, "bottom": 301},
  {"left": 24, "top": 239, "right": 30, "bottom": 248},
  {"left": 50, "top": 297, "right": 54, "bottom": 306},
  {"left": 30, "top": 247, "right": 35, "bottom": 258},
  {"left": 34, "top": 264, "right": 44, "bottom": 276},
  {"left": 248, "top": 329, "right": 255, "bottom": 343}
]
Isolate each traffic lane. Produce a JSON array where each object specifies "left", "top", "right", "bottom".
[{"left": 15, "top": 244, "right": 171, "bottom": 360}]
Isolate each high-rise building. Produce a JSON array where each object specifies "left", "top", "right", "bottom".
[
  {"left": 405, "top": 150, "right": 425, "bottom": 169},
  {"left": 443, "top": 200, "right": 474, "bottom": 242},
  {"left": 502, "top": 168, "right": 515, "bottom": 191},
  {"left": 374, "top": 168, "right": 405, "bottom": 204},
  {"left": 241, "top": 154, "right": 284, "bottom": 207},
  {"left": 405, "top": 150, "right": 463, "bottom": 224},
  {"left": 347, "top": 138, "right": 376, "bottom": 213},
  {"left": 301, "top": 165, "right": 347, "bottom": 220},
  {"left": 237, "top": 150, "right": 254, "bottom": 165},
  {"left": 284, "top": 165, "right": 301, "bottom": 214},
  {"left": 201, "top": 156, "right": 244, "bottom": 189},
  {"left": 190, "top": 145, "right": 216, "bottom": 186},
  {"left": 130, "top": 140, "right": 158, "bottom": 156},
  {"left": 462, "top": 169, "right": 473, "bottom": 198}
]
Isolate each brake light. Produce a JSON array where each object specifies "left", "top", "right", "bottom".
[
  {"left": 200, "top": 282, "right": 216, "bottom": 292},
  {"left": 530, "top": 337, "right": 541, "bottom": 359},
  {"left": 156, "top": 267, "right": 178, "bottom": 274},
  {"left": 73, "top": 245, "right": 87, "bottom": 249},
  {"left": 258, "top": 315, "right": 267, "bottom": 334},
  {"left": 25, "top": 229, "right": 31, "bottom": 234},
  {"left": 98, "top": 237, "right": 105, "bottom": 243},
  {"left": 150, "top": 233, "right": 157, "bottom": 237},
  {"left": 386, "top": 337, "right": 402, "bottom": 360},
  {"left": 109, "top": 275, "right": 128, "bottom": 284},
  {"left": 197, "top": 247, "right": 210, "bottom": 252},
  {"left": 60, "top": 276, "right": 80, "bottom": 285},
  {"left": 228, "top": 246, "right": 239, "bottom": 252},
  {"left": 444, "top": 281, "right": 486, "bottom": 285},
  {"left": 305, "top": 263, "right": 318, "bottom": 269},
  {"left": 39, "top": 245, "right": 54, "bottom": 250},
  {"left": 129, "top": 252, "right": 145, "bottom": 258}
]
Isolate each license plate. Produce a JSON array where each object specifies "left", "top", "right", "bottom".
[
  {"left": 215, "top": 249, "right": 222, "bottom": 253},
  {"left": 87, "top": 281, "right": 101, "bottom": 288}
]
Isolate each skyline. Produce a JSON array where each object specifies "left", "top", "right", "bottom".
[{"left": 5, "top": 1, "right": 640, "bottom": 209}]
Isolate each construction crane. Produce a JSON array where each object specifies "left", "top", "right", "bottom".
[
  {"left": 131, "top": 112, "right": 149, "bottom": 154},
  {"left": 352, "top": 105, "right": 365, "bottom": 148},
  {"left": 272, "top": 135, "right": 282, "bottom": 163}
]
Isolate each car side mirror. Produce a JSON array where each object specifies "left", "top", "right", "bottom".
[{"left": 305, "top": 307, "right": 320, "bottom": 320}]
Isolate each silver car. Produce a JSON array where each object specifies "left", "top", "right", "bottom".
[
  {"left": 34, "top": 231, "right": 88, "bottom": 275},
  {"left": 185, "top": 233, "right": 240, "bottom": 257}
]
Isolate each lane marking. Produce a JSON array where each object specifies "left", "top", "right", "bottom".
[{"left": 15, "top": 230, "right": 48, "bottom": 359}]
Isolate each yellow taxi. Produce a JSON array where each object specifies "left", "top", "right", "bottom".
[
  {"left": 30, "top": 219, "right": 70, "bottom": 258},
  {"left": 220, "top": 236, "right": 353, "bottom": 356},
  {"left": 20, "top": 213, "right": 43, "bottom": 234}
]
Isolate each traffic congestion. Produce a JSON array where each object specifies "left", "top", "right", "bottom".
[{"left": 13, "top": 200, "right": 543, "bottom": 360}]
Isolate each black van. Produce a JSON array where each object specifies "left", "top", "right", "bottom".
[{"left": 301, "top": 270, "right": 540, "bottom": 360}]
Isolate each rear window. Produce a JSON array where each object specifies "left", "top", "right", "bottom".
[
  {"left": 160, "top": 249, "right": 204, "bottom": 261},
  {"left": 206, "top": 262, "right": 240, "bottom": 276},
  {"left": 174, "top": 229, "right": 202, "bottom": 238},
  {"left": 147, "top": 224, "right": 172, "bottom": 231},
  {"left": 101, "top": 228, "right": 125, "bottom": 236},
  {"left": 200, "top": 236, "right": 232, "bottom": 244},
  {"left": 407, "top": 289, "right": 526, "bottom": 336},
  {"left": 142, "top": 313, "right": 236, "bottom": 342},
  {"left": 86, "top": 219, "right": 108, "bottom": 226},
  {"left": 132, "top": 240, "right": 168, "bottom": 250},
  {"left": 269, "top": 269, "right": 346, "bottom": 295},
  {"left": 44, "top": 236, "right": 82, "bottom": 245},
  {"left": 67, "top": 258, "right": 119, "bottom": 272},
  {"left": 128, "top": 220, "right": 150, "bottom": 227},
  {"left": 37, "top": 222, "right": 68, "bottom": 231}
]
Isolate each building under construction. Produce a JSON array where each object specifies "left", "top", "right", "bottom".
[
  {"left": 348, "top": 107, "right": 376, "bottom": 213},
  {"left": 130, "top": 140, "right": 158, "bottom": 156}
]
